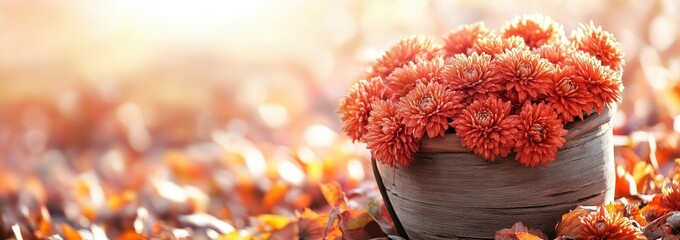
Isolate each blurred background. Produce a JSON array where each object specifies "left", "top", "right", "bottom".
[{"left": 0, "top": 0, "right": 679, "bottom": 238}]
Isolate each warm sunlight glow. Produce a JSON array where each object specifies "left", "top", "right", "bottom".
[
  {"left": 278, "top": 161, "right": 305, "bottom": 185},
  {"left": 304, "top": 124, "right": 338, "bottom": 147}
]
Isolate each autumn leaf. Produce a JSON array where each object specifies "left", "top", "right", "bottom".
[
  {"left": 117, "top": 230, "right": 148, "bottom": 240},
  {"left": 495, "top": 222, "right": 547, "bottom": 240},
  {"left": 298, "top": 208, "right": 333, "bottom": 240},
  {"left": 320, "top": 182, "right": 347, "bottom": 209},
  {"left": 60, "top": 225, "right": 83, "bottom": 240},
  {"left": 555, "top": 207, "right": 593, "bottom": 237}
]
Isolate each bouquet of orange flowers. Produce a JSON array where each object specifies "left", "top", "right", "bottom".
[{"left": 338, "top": 14, "right": 624, "bottom": 168}]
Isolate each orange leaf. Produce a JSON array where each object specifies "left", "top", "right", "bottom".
[
  {"left": 320, "top": 182, "right": 347, "bottom": 209},
  {"left": 60, "top": 225, "right": 83, "bottom": 240},
  {"left": 34, "top": 207, "right": 53, "bottom": 238},
  {"left": 616, "top": 165, "right": 638, "bottom": 198},
  {"left": 515, "top": 232, "right": 546, "bottom": 240},
  {"left": 495, "top": 222, "right": 547, "bottom": 240},
  {"left": 298, "top": 209, "right": 331, "bottom": 240},
  {"left": 117, "top": 230, "right": 148, "bottom": 240},
  {"left": 256, "top": 214, "right": 293, "bottom": 232},
  {"left": 555, "top": 208, "right": 593, "bottom": 237}
]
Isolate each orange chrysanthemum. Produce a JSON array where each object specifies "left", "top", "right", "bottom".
[
  {"left": 364, "top": 100, "right": 420, "bottom": 167},
  {"left": 571, "top": 22, "right": 625, "bottom": 72},
  {"left": 514, "top": 103, "right": 567, "bottom": 167},
  {"left": 441, "top": 53, "right": 503, "bottom": 104},
  {"left": 501, "top": 14, "right": 565, "bottom": 49},
  {"left": 567, "top": 51, "right": 623, "bottom": 113},
  {"left": 494, "top": 48, "right": 554, "bottom": 104},
  {"left": 469, "top": 35, "right": 528, "bottom": 58},
  {"left": 337, "top": 77, "right": 391, "bottom": 142},
  {"left": 572, "top": 208, "right": 643, "bottom": 240},
  {"left": 546, "top": 66, "right": 592, "bottom": 122},
  {"left": 453, "top": 97, "right": 520, "bottom": 161},
  {"left": 533, "top": 41, "right": 575, "bottom": 66},
  {"left": 441, "top": 22, "right": 493, "bottom": 57},
  {"left": 367, "top": 36, "right": 439, "bottom": 79},
  {"left": 661, "top": 182, "right": 680, "bottom": 211},
  {"left": 399, "top": 82, "right": 463, "bottom": 139},
  {"left": 385, "top": 56, "right": 446, "bottom": 99}
]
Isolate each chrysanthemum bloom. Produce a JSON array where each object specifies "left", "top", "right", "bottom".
[
  {"left": 494, "top": 48, "right": 554, "bottom": 104},
  {"left": 533, "top": 41, "right": 575, "bottom": 66},
  {"left": 364, "top": 100, "right": 420, "bottom": 167},
  {"left": 385, "top": 56, "right": 446, "bottom": 99},
  {"left": 453, "top": 97, "right": 520, "bottom": 161},
  {"left": 469, "top": 35, "right": 528, "bottom": 58},
  {"left": 567, "top": 51, "right": 623, "bottom": 113},
  {"left": 441, "top": 53, "right": 503, "bottom": 104},
  {"left": 501, "top": 14, "right": 565, "bottom": 49},
  {"left": 367, "top": 36, "right": 439, "bottom": 79},
  {"left": 661, "top": 182, "right": 680, "bottom": 211},
  {"left": 571, "top": 22, "right": 625, "bottom": 73},
  {"left": 572, "top": 208, "right": 643, "bottom": 240},
  {"left": 337, "top": 77, "right": 391, "bottom": 141},
  {"left": 545, "top": 66, "right": 592, "bottom": 122},
  {"left": 399, "top": 82, "right": 463, "bottom": 139},
  {"left": 514, "top": 103, "right": 567, "bottom": 167},
  {"left": 441, "top": 22, "right": 493, "bottom": 57}
]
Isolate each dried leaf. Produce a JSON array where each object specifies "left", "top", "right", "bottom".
[
  {"left": 35, "top": 207, "right": 53, "bottom": 238},
  {"left": 616, "top": 165, "right": 639, "bottom": 198},
  {"left": 495, "top": 222, "right": 547, "bottom": 240},
  {"left": 320, "top": 182, "right": 347, "bottom": 209},
  {"left": 60, "top": 225, "right": 83, "bottom": 240},
  {"left": 297, "top": 209, "right": 330, "bottom": 240},
  {"left": 555, "top": 207, "right": 593, "bottom": 237},
  {"left": 117, "top": 230, "right": 148, "bottom": 240},
  {"left": 338, "top": 209, "right": 385, "bottom": 240}
]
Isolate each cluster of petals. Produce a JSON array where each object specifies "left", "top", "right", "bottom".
[
  {"left": 399, "top": 82, "right": 463, "bottom": 139},
  {"left": 453, "top": 97, "right": 519, "bottom": 161},
  {"left": 363, "top": 100, "right": 419, "bottom": 168},
  {"left": 339, "top": 14, "right": 625, "bottom": 168},
  {"left": 514, "top": 103, "right": 568, "bottom": 167},
  {"left": 501, "top": 14, "right": 565, "bottom": 49},
  {"left": 442, "top": 53, "right": 503, "bottom": 104}
]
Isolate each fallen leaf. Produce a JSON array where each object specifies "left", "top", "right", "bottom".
[
  {"left": 495, "top": 222, "right": 547, "bottom": 240},
  {"left": 320, "top": 182, "right": 347, "bottom": 209},
  {"left": 60, "top": 225, "right": 83, "bottom": 240}
]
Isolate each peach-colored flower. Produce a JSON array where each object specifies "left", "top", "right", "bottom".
[
  {"left": 661, "top": 182, "right": 680, "bottom": 211},
  {"left": 367, "top": 36, "right": 439, "bottom": 79},
  {"left": 571, "top": 22, "right": 625, "bottom": 72},
  {"left": 441, "top": 53, "right": 503, "bottom": 104},
  {"left": 545, "top": 66, "right": 592, "bottom": 122},
  {"left": 572, "top": 208, "right": 643, "bottom": 240},
  {"left": 501, "top": 14, "right": 565, "bottom": 49},
  {"left": 533, "top": 41, "right": 575, "bottom": 66},
  {"left": 337, "top": 77, "right": 391, "bottom": 141},
  {"left": 385, "top": 56, "right": 446, "bottom": 99},
  {"left": 453, "top": 97, "right": 520, "bottom": 161},
  {"left": 399, "top": 82, "right": 463, "bottom": 139},
  {"left": 567, "top": 51, "right": 623, "bottom": 113},
  {"left": 441, "top": 22, "right": 493, "bottom": 57},
  {"left": 469, "top": 35, "right": 528, "bottom": 58},
  {"left": 494, "top": 48, "right": 554, "bottom": 104},
  {"left": 514, "top": 103, "right": 567, "bottom": 167},
  {"left": 364, "top": 100, "right": 420, "bottom": 168}
]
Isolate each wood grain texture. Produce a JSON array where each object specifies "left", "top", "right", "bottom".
[{"left": 377, "top": 105, "right": 616, "bottom": 239}]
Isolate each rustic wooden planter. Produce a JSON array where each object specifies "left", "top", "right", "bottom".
[{"left": 372, "top": 105, "right": 616, "bottom": 239}]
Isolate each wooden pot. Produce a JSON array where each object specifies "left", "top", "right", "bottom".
[{"left": 372, "top": 105, "right": 616, "bottom": 239}]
